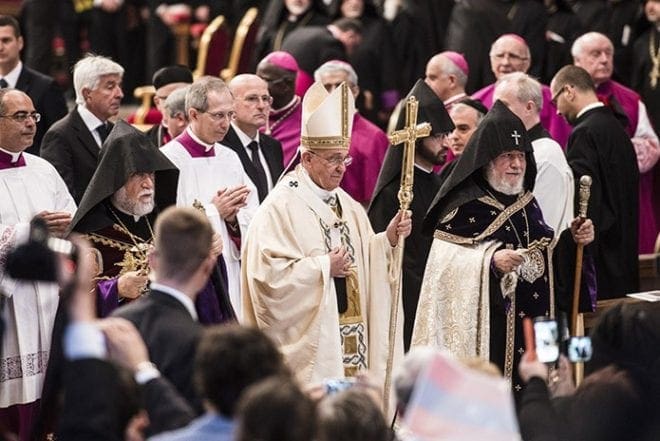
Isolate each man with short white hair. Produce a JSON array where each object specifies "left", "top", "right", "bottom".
[
  {"left": 41, "top": 54, "right": 124, "bottom": 203},
  {"left": 164, "top": 86, "right": 190, "bottom": 141},
  {"left": 424, "top": 51, "right": 469, "bottom": 109},
  {"left": 225, "top": 74, "right": 284, "bottom": 203},
  {"left": 161, "top": 76, "right": 259, "bottom": 318},
  {"left": 314, "top": 60, "right": 389, "bottom": 205},
  {"left": 472, "top": 34, "right": 571, "bottom": 148},
  {"left": 493, "top": 72, "right": 574, "bottom": 234},
  {"left": 572, "top": 31, "right": 660, "bottom": 253}
]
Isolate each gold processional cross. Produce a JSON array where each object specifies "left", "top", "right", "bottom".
[{"left": 382, "top": 96, "right": 431, "bottom": 415}]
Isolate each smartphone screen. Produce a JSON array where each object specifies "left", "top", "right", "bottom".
[
  {"left": 568, "top": 336, "right": 593, "bottom": 362},
  {"left": 533, "top": 318, "right": 559, "bottom": 363}
]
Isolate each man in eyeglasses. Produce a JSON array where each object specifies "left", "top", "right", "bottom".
[
  {"left": 256, "top": 51, "right": 303, "bottom": 166},
  {"left": 471, "top": 34, "right": 571, "bottom": 148},
  {"left": 0, "top": 89, "right": 75, "bottom": 438},
  {"left": 315, "top": 60, "right": 389, "bottom": 207},
  {"left": 161, "top": 76, "right": 259, "bottom": 319},
  {"left": 550, "top": 65, "right": 639, "bottom": 300},
  {"left": 242, "top": 81, "right": 411, "bottom": 408},
  {"left": 224, "top": 74, "right": 284, "bottom": 203}
]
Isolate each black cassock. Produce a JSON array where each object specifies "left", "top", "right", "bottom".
[
  {"left": 566, "top": 106, "right": 639, "bottom": 299},
  {"left": 368, "top": 167, "right": 441, "bottom": 351}
]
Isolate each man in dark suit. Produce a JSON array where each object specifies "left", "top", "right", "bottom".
[
  {"left": 112, "top": 206, "right": 217, "bottom": 412},
  {"left": 226, "top": 74, "right": 284, "bottom": 203},
  {"left": 41, "top": 54, "right": 124, "bottom": 203},
  {"left": 0, "top": 15, "right": 67, "bottom": 156}
]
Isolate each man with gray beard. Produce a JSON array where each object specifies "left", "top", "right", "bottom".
[
  {"left": 414, "top": 101, "right": 594, "bottom": 398},
  {"left": 70, "top": 121, "right": 234, "bottom": 324}
]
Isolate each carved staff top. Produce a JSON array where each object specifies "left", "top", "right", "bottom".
[
  {"left": 578, "top": 175, "right": 592, "bottom": 218},
  {"left": 387, "top": 96, "right": 432, "bottom": 212}
]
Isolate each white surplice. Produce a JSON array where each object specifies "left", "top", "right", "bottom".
[
  {"left": 161, "top": 136, "right": 258, "bottom": 318},
  {"left": 0, "top": 153, "right": 76, "bottom": 407},
  {"left": 532, "top": 136, "right": 575, "bottom": 234}
]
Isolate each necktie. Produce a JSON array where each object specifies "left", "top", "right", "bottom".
[
  {"left": 97, "top": 122, "right": 111, "bottom": 143},
  {"left": 0, "top": 78, "right": 8, "bottom": 88},
  {"left": 247, "top": 140, "right": 268, "bottom": 202},
  {"left": 325, "top": 194, "right": 348, "bottom": 314}
]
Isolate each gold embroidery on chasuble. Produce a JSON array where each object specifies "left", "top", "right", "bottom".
[
  {"left": 316, "top": 199, "right": 367, "bottom": 378},
  {"left": 87, "top": 223, "right": 152, "bottom": 278}
]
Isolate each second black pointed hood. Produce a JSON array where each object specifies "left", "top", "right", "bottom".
[
  {"left": 70, "top": 120, "right": 180, "bottom": 233},
  {"left": 369, "top": 79, "right": 455, "bottom": 211}
]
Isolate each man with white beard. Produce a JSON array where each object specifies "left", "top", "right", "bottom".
[
  {"left": 414, "top": 101, "right": 594, "bottom": 398},
  {"left": 70, "top": 121, "right": 234, "bottom": 324}
]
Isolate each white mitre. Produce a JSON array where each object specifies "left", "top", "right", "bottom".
[{"left": 300, "top": 81, "right": 355, "bottom": 151}]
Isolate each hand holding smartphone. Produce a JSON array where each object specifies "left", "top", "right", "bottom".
[{"left": 533, "top": 317, "right": 559, "bottom": 364}]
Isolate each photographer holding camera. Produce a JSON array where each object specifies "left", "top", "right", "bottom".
[{"left": 0, "top": 89, "right": 75, "bottom": 439}]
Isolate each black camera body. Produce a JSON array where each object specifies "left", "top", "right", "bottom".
[{"left": 4, "top": 217, "right": 77, "bottom": 282}]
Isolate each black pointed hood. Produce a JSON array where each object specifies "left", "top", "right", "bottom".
[
  {"left": 369, "top": 79, "right": 454, "bottom": 211},
  {"left": 422, "top": 100, "right": 537, "bottom": 234},
  {"left": 70, "top": 120, "right": 180, "bottom": 233}
]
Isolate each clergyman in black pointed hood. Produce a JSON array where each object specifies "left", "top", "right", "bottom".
[
  {"left": 70, "top": 121, "right": 234, "bottom": 324},
  {"left": 411, "top": 100, "right": 594, "bottom": 400},
  {"left": 367, "top": 78, "right": 454, "bottom": 351}
]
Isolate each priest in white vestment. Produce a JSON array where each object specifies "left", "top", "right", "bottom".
[
  {"left": 0, "top": 90, "right": 76, "bottom": 436},
  {"left": 241, "top": 81, "right": 411, "bottom": 402},
  {"left": 161, "top": 76, "right": 258, "bottom": 318}
]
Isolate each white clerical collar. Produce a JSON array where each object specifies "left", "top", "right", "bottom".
[
  {"left": 443, "top": 92, "right": 467, "bottom": 106},
  {"left": 576, "top": 102, "right": 604, "bottom": 119},
  {"left": 231, "top": 122, "right": 260, "bottom": 147},
  {"left": 149, "top": 282, "right": 198, "bottom": 321},
  {"left": 77, "top": 104, "right": 105, "bottom": 133},
  {"left": 1, "top": 61, "right": 22, "bottom": 88},
  {"left": 414, "top": 162, "right": 434, "bottom": 173},
  {"left": 186, "top": 127, "right": 215, "bottom": 152},
  {"left": 301, "top": 167, "right": 336, "bottom": 201},
  {"left": 0, "top": 146, "right": 23, "bottom": 162}
]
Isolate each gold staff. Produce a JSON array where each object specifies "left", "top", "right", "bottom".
[{"left": 382, "top": 96, "right": 431, "bottom": 415}]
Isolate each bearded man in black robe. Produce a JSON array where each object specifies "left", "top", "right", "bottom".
[
  {"left": 413, "top": 101, "right": 594, "bottom": 395},
  {"left": 70, "top": 120, "right": 234, "bottom": 323},
  {"left": 368, "top": 79, "right": 454, "bottom": 351}
]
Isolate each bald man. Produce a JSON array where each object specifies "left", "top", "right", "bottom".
[
  {"left": 572, "top": 31, "right": 660, "bottom": 254},
  {"left": 224, "top": 74, "right": 284, "bottom": 203},
  {"left": 471, "top": 34, "right": 571, "bottom": 148},
  {"left": 424, "top": 51, "right": 469, "bottom": 109}
]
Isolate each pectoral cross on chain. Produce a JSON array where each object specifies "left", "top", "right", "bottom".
[
  {"left": 511, "top": 130, "right": 522, "bottom": 146},
  {"left": 388, "top": 96, "right": 432, "bottom": 213}
]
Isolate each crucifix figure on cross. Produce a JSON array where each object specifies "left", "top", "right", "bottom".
[{"left": 511, "top": 130, "right": 522, "bottom": 145}]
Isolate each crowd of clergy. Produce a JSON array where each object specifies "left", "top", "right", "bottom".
[{"left": 1, "top": 0, "right": 660, "bottom": 440}]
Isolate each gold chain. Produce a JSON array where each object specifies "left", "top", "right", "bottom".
[
  {"left": 265, "top": 96, "right": 300, "bottom": 135},
  {"left": 649, "top": 31, "right": 660, "bottom": 89}
]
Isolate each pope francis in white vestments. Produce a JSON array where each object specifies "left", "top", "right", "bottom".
[{"left": 241, "top": 82, "right": 410, "bottom": 401}]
